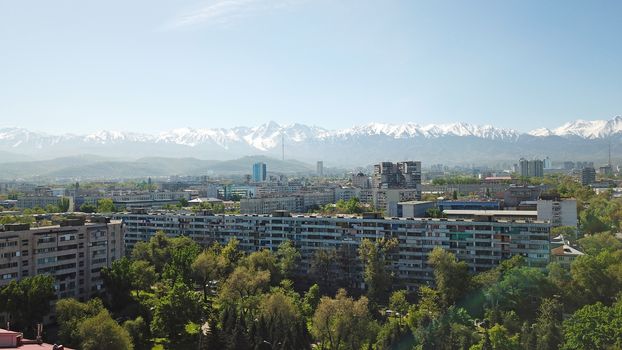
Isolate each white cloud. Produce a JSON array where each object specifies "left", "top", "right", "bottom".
[{"left": 167, "top": 0, "right": 307, "bottom": 29}]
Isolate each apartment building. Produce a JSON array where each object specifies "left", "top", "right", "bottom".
[
  {"left": 115, "top": 211, "right": 550, "bottom": 290},
  {"left": 372, "top": 161, "right": 422, "bottom": 189},
  {"left": 0, "top": 218, "right": 124, "bottom": 302},
  {"left": 240, "top": 196, "right": 299, "bottom": 214},
  {"left": 240, "top": 191, "right": 335, "bottom": 214},
  {"left": 519, "top": 158, "right": 544, "bottom": 178},
  {"left": 15, "top": 196, "right": 62, "bottom": 210}
]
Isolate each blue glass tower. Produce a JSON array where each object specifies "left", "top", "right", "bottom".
[{"left": 252, "top": 162, "right": 267, "bottom": 182}]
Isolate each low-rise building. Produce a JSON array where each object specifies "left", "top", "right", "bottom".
[
  {"left": 551, "top": 244, "right": 584, "bottom": 269},
  {"left": 397, "top": 201, "right": 435, "bottom": 217}
]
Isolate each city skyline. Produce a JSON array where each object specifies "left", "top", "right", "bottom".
[{"left": 1, "top": 0, "right": 621, "bottom": 133}]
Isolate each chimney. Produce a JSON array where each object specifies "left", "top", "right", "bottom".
[{"left": 36, "top": 323, "right": 43, "bottom": 344}]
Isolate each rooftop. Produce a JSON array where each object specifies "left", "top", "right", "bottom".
[
  {"left": 0, "top": 329, "right": 73, "bottom": 350},
  {"left": 443, "top": 210, "right": 538, "bottom": 217},
  {"left": 397, "top": 201, "right": 435, "bottom": 205},
  {"left": 551, "top": 244, "right": 585, "bottom": 257},
  {"left": 115, "top": 211, "right": 549, "bottom": 224}
]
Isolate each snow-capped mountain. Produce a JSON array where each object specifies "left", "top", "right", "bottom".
[
  {"left": 527, "top": 116, "right": 622, "bottom": 138},
  {"left": 0, "top": 116, "right": 621, "bottom": 166}
]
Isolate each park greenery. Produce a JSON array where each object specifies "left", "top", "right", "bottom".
[
  {"left": 1, "top": 175, "right": 622, "bottom": 349},
  {"left": 319, "top": 198, "right": 373, "bottom": 215}
]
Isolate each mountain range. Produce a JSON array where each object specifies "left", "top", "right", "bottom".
[{"left": 1, "top": 116, "right": 622, "bottom": 177}]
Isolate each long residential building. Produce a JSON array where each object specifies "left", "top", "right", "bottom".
[
  {"left": 114, "top": 211, "right": 550, "bottom": 290},
  {"left": 0, "top": 218, "right": 124, "bottom": 304}
]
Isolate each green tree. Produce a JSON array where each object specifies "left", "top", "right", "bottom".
[
  {"left": 485, "top": 267, "right": 553, "bottom": 320},
  {"left": 561, "top": 301, "right": 622, "bottom": 349},
  {"left": 302, "top": 283, "right": 321, "bottom": 318},
  {"left": 59, "top": 197, "right": 71, "bottom": 212},
  {"left": 389, "top": 290, "right": 410, "bottom": 322},
  {"left": 406, "top": 286, "right": 442, "bottom": 348},
  {"left": 577, "top": 232, "right": 622, "bottom": 255},
  {"left": 97, "top": 198, "right": 115, "bottom": 213},
  {"left": 80, "top": 202, "right": 97, "bottom": 213},
  {"left": 192, "top": 245, "right": 222, "bottom": 302},
  {"left": 0, "top": 274, "right": 55, "bottom": 337},
  {"left": 310, "top": 249, "right": 338, "bottom": 294},
  {"left": 123, "top": 316, "right": 151, "bottom": 350},
  {"left": 276, "top": 240, "right": 301, "bottom": 280},
  {"left": 426, "top": 207, "right": 445, "bottom": 218},
  {"left": 534, "top": 298, "right": 563, "bottom": 350},
  {"left": 470, "top": 324, "right": 520, "bottom": 350},
  {"left": 255, "top": 290, "right": 311, "bottom": 350},
  {"left": 358, "top": 238, "right": 398, "bottom": 306},
  {"left": 78, "top": 309, "right": 134, "bottom": 350},
  {"left": 312, "top": 289, "right": 377, "bottom": 350},
  {"left": 570, "top": 250, "right": 622, "bottom": 305},
  {"left": 243, "top": 249, "right": 280, "bottom": 285},
  {"left": 56, "top": 298, "right": 105, "bottom": 347},
  {"left": 161, "top": 236, "right": 202, "bottom": 285},
  {"left": 374, "top": 318, "right": 410, "bottom": 350},
  {"left": 131, "top": 231, "right": 171, "bottom": 273},
  {"left": 551, "top": 224, "right": 576, "bottom": 238},
  {"left": 101, "top": 257, "right": 133, "bottom": 311},
  {"left": 151, "top": 282, "right": 203, "bottom": 346},
  {"left": 218, "top": 266, "right": 271, "bottom": 307},
  {"left": 428, "top": 247, "right": 471, "bottom": 307},
  {"left": 130, "top": 260, "right": 156, "bottom": 297}
]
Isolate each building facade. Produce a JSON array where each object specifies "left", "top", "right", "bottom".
[
  {"left": 519, "top": 158, "right": 544, "bottom": 178},
  {"left": 252, "top": 162, "right": 267, "bottom": 183},
  {"left": 0, "top": 218, "right": 124, "bottom": 302},
  {"left": 581, "top": 167, "right": 596, "bottom": 186},
  {"left": 536, "top": 199, "right": 578, "bottom": 227},
  {"left": 372, "top": 161, "right": 422, "bottom": 189},
  {"left": 115, "top": 211, "right": 550, "bottom": 290}
]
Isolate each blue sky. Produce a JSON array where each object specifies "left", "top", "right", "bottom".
[{"left": 0, "top": 0, "right": 621, "bottom": 133}]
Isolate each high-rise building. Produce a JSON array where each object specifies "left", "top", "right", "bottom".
[
  {"left": 0, "top": 218, "right": 124, "bottom": 302},
  {"left": 351, "top": 173, "right": 370, "bottom": 189},
  {"left": 372, "top": 161, "right": 421, "bottom": 189},
  {"left": 581, "top": 167, "right": 596, "bottom": 185},
  {"left": 599, "top": 165, "right": 613, "bottom": 176},
  {"left": 371, "top": 161, "right": 422, "bottom": 213},
  {"left": 252, "top": 162, "right": 267, "bottom": 182},
  {"left": 316, "top": 161, "right": 324, "bottom": 177},
  {"left": 519, "top": 158, "right": 544, "bottom": 177}
]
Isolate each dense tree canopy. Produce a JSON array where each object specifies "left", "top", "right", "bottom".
[{"left": 0, "top": 274, "right": 55, "bottom": 337}]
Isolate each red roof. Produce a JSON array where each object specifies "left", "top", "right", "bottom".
[{"left": 0, "top": 329, "right": 73, "bottom": 350}]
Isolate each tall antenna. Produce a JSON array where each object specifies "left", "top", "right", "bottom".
[{"left": 281, "top": 133, "right": 285, "bottom": 161}]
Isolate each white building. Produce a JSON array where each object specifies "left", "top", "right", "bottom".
[{"left": 537, "top": 199, "right": 578, "bottom": 227}]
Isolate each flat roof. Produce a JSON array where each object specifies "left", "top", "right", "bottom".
[
  {"left": 397, "top": 201, "right": 435, "bottom": 205},
  {"left": 115, "top": 211, "right": 549, "bottom": 224},
  {"left": 444, "top": 210, "right": 538, "bottom": 216}
]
